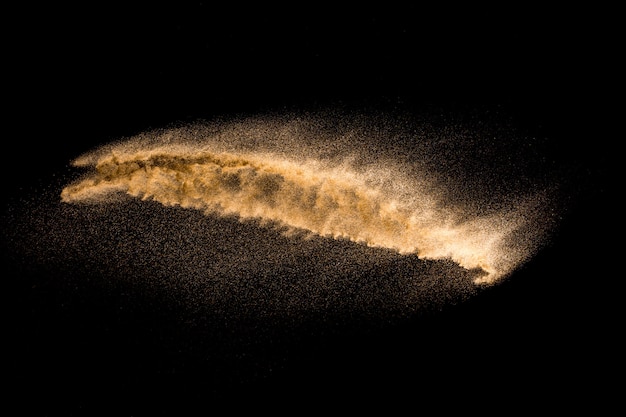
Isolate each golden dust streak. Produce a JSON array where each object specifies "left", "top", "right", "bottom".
[{"left": 61, "top": 133, "right": 534, "bottom": 285}]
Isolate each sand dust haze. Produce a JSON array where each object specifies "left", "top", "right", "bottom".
[{"left": 61, "top": 110, "right": 560, "bottom": 286}]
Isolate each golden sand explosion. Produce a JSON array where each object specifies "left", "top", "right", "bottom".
[{"left": 61, "top": 113, "right": 556, "bottom": 285}]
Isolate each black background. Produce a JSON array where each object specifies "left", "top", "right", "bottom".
[{"left": 5, "top": 3, "right": 616, "bottom": 415}]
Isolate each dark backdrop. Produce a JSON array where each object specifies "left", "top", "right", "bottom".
[{"left": 5, "top": 3, "right": 616, "bottom": 415}]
